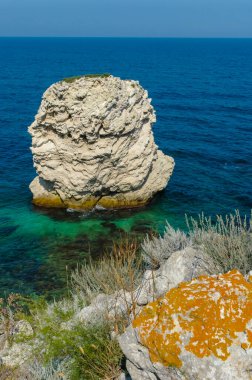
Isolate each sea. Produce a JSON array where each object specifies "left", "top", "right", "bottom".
[{"left": 0, "top": 38, "right": 251, "bottom": 298}]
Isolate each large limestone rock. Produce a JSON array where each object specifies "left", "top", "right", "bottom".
[
  {"left": 119, "top": 270, "right": 252, "bottom": 380},
  {"left": 29, "top": 75, "right": 174, "bottom": 210}
]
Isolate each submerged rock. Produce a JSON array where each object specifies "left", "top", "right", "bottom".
[{"left": 28, "top": 74, "right": 174, "bottom": 210}]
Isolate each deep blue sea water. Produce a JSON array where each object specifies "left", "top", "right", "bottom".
[{"left": 0, "top": 38, "right": 251, "bottom": 297}]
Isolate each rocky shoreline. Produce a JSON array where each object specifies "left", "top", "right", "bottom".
[{"left": 1, "top": 213, "right": 251, "bottom": 380}]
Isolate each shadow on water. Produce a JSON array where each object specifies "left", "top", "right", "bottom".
[{"left": 31, "top": 200, "right": 158, "bottom": 223}]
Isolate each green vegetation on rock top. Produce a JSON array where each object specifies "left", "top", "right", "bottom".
[{"left": 62, "top": 73, "right": 111, "bottom": 83}]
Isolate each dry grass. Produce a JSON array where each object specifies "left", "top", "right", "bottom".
[
  {"left": 71, "top": 238, "right": 144, "bottom": 305},
  {"left": 0, "top": 294, "right": 32, "bottom": 350},
  {"left": 18, "top": 360, "right": 68, "bottom": 380},
  {"left": 141, "top": 211, "right": 252, "bottom": 275},
  {"left": 187, "top": 210, "right": 252, "bottom": 274},
  {"left": 71, "top": 237, "right": 145, "bottom": 328},
  {"left": 141, "top": 223, "right": 190, "bottom": 269}
]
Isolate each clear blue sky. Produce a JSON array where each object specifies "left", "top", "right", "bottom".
[{"left": 0, "top": 0, "right": 252, "bottom": 37}]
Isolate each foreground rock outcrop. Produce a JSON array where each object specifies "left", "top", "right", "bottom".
[
  {"left": 29, "top": 74, "right": 174, "bottom": 210},
  {"left": 77, "top": 246, "right": 210, "bottom": 325},
  {"left": 120, "top": 270, "right": 252, "bottom": 380},
  {"left": 2, "top": 243, "right": 252, "bottom": 380}
]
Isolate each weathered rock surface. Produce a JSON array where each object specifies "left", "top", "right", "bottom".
[
  {"left": 4, "top": 243, "right": 247, "bottom": 380},
  {"left": 77, "top": 247, "right": 210, "bottom": 325},
  {"left": 119, "top": 270, "right": 252, "bottom": 380},
  {"left": 0, "top": 320, "right": 34, "bottom": 367},
  {"left": 29, "top": 75, "right": 174, "bottom": 210},
  {"left": 135, "top": 246, "right": 212, "bottom": 306},
  {"left": 0, "top": 246, "right": 210, "bottom": 376}
]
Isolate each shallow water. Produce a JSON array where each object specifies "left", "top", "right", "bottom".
[{"left": 0, "top": 38, "right": 251, "bottom": 297}]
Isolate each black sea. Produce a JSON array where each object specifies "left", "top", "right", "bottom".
[{"left": 0, "top": 37, "right": 251, "bottom": 297}]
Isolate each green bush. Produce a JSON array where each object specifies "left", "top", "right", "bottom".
[
  {"left": 33, "top": 322, "right": 122, "bottom": 380},
  {"left": 62, "top": 73, "right": 111, "bottom": 83},
  {"left": 11, "top": 293, "right": 122, "bottom": 379}
]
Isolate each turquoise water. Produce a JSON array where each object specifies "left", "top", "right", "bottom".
[{"left": 0, "top": 38, "right": 251, "bottom": 297}]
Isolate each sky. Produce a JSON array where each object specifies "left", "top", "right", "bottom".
[{"left": 0, "top": 0, "right": 252, "bottom": 38}]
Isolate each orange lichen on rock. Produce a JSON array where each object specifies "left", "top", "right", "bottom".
[{"left": 132, "top": 270, "right": 252, "bottom": 368}]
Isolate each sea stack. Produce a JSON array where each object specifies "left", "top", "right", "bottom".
[{"left": 28, "top": 74, "right": 174, "bottom": 210}]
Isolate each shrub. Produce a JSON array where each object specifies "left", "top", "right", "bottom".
[
  {"left": 141, "top": 223, "right": 190, "bottom": 269},
  {"left": 187, "top": 210, "right": 252, "bottom": 274},
  {"left": 71, "top": 238, "right": 145, "bottom": 324},
  {"left": 66, "top": 323, "right": 122, "bottom": 380},
  {"left": 11, "top": 294, "right": 123, "bottom": 379},
  {"left": 25, "top": 360, "right": 68, "bottom": 380},
  {"left": 32, "top": 322, "right": 122, "bottom": 380},
  {"left": 7, "top": 241, "right": 135, "bottom": 379},
  {"left": 2, "top": 360, "right": 69, "bottom": 380},
  {"left": 71, "top": 238, "right": 144, "bottom": 305},
  {"left": 0, "top": 293, "right": 34, "bottom": 349}
]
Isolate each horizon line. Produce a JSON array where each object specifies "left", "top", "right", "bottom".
[{"left": 1, "top": 36, "right": 252, "bottom": 39}]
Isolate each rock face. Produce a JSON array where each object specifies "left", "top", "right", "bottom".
[
  {"left": 29, "top": 75, "right": 174, "bottom": 210},
  {"left": 76, "top": 246, "right": 211, "bottom": 325},
  {"left": 120, "top": 270, "right": 252, "bottom": 380}
]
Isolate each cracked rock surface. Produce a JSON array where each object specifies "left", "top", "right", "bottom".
[{"left": 29, "top": 75, "right": 174, "bottom": 210}]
